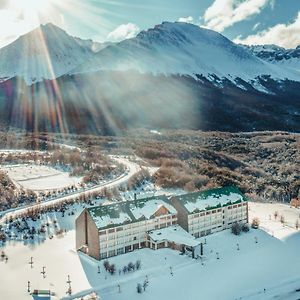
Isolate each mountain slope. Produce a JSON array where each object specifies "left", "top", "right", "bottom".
[
  {"left": 242, "top": 44, "right": 300, "bottom": 74},
  {"left": 1, "top": 70, "right": 299, "bottom": 134},
  {"left": 0, "top": 22, "right": 299, "bottom": 88},
  {"left": 0, "top": 23, "right": 94, "bottom": 84},
  {"left": 73, "top": 22, "right": 299, "bottom": 84}
]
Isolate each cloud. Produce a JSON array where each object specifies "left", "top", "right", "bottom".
[
  {"left": 178, "top": 16, "right": 194, "bottom": 24},
  {"left": 204, "top": 0, "right": 270, "bottom": 32},
  {"left": 234, "top": 12, "right": 300, "bottom": 48},
  {"left": 107, "top": 23, "right": 140, "bottom": 42}
]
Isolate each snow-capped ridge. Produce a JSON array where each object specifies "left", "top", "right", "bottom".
[
  {"left": 0, "top": 21, "right": 299, "bottom": 88},
  {"left": 242, "top": 44, "right": 300, "bottom": 74},
  {"left": 73, "top": 21, "right": 299, "bottom": 88},
  {"left": 0, "top": 23, "right": 95, "bottom": 84}
]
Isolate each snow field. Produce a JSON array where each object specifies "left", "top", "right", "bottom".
[
  {"left": 0, "top": 164, "right": 82, "bottom": 191},
  {"left": 0, "top": 201, "right": 300, "bottom": 300},
  {"left": 248, "top": 202, "right": 300, "bottom": 239}
]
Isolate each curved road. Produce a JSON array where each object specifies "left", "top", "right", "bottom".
[{"left": 0, "top": 156, "right": 141, "bottom": 222}]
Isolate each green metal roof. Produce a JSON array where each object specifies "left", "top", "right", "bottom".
[
  {"left": 87, "top": 195, "right": 175, "bottom": 230},
  {"left": 174, "top": 186, "right": 247, "bottom": 214}
]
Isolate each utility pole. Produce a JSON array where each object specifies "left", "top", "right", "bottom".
[{"left": 27, "top": 281, "right": 31, "bottom": 293}]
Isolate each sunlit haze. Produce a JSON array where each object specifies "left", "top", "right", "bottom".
[{"left": 0, "top": 1, "right": 299, "bottom": 300}]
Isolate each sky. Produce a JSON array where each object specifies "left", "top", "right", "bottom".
[{"left": 0, "top": 0, "right": 299, "bottom": 49}]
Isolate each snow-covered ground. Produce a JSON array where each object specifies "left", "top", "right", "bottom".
[
  {"left": 248, "top": 202, "right": 300, "bottom": 239},
  {"left": 1, "top": 201, "right": 300, "bottom": 300},
  {"left": 0, "top": 156, "right": 141, "bottom": 222},
  {"left": 1, "top": 164, "right": 82, "bottom": 191}
]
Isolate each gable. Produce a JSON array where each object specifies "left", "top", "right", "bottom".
[{"left": 153, "top": 205, "right": 171, "bottom": 217}]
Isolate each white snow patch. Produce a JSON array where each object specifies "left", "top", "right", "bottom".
[
  {"left": 129, "top": 198, "right": 177, "bottom": 220},
  {"left": 148, "top": 225, "right": 200, "bottom": 247},
  {"left": 1, "top": 164, "right": 82, "bottom": 191},
  {"left": 180, "top": 191, "right": 245, "bottom": 213}
]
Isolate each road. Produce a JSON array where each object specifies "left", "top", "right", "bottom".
[{"left": 0, "top": 156, "right": 141, "bottom": 222}]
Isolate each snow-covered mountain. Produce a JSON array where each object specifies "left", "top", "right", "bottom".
[
  {"left": 73, "top": 22, "right": 300, "bottom": 85},
  {"left": 0, "top": 21, "right": 299, "bottom": 89},
  {"left": 0, "top": 23, "right": 95, "bottom": 84},
  {"left": 242, "top": 44, "right": 300, "bottom": 74}
]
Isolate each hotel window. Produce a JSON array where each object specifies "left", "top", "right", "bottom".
[
  {"left": 108, "top": 229, "right": 115, "bottom": 234},
  {"left": 117, "top": 248, "right": 124, "bottom": 255},
  {"left": 116, "top": 227, "right": 123, "bottom": 232},
  {"left": 101, "top": 242, "right": 107, "bottom": 248},
  {"left": 99, "top": 230, "right": 106, "bottom": 236},
  {"left": 100, "top": 252, "right": 107, "bottom": 259}
]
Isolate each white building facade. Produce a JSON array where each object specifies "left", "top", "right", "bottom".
[{"left": 170, "top": 186, "right": 248, "bottom": 238}]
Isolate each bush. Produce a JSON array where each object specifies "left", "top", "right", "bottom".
[
  {"left": 128, "top": 262, "right": 134, "bottom": 271},
  {"left": 242, "top": 223, "right": 250, "bottom": 232},
  {"left": 103, "top": 260, "right": 110, "bottom": 271},
  {"left": 251, "top": 218, "right": 260, "bottom": 229},
  {"left": 231, "top": 222, "right": 242, "bottom": 235},
  {"left": 136, "top": 260, "right": 141, "bottom": 270},
  {"left": 109, "top": 264, "right": 116, "bottom": 275}
]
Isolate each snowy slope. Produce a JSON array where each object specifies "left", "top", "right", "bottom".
[
  {"left": 74, "top": 22, "right": 300, "bottom": 83},
  {"left": 0, "top": 22, "right": 299, "bottom": 88},
  {"left": 242, "top": 44, "right": 300, "bottom": 74},
  {"left": 0, "top": 23, "right": 94, "bottom": 84}
]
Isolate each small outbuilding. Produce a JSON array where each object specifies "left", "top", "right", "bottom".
[{"left": 147, "top": 225, "right": 202, "bottom": 258}]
